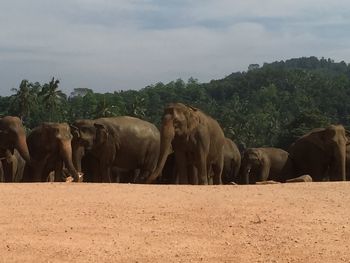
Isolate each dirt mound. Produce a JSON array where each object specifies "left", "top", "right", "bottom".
[{"left": 0, "top": 183, "right": 349, "bottom": 262}]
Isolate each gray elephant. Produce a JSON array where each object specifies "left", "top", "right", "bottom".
[
  {"left": 0, "top": 116, "right": 31, "bottom": 182},
  {"left": 240, "top": 147, "right": 289, "bottom": 184},
  {"left": 23, "top": 122, "right": 82, "bottom": 182},
  {"left": 281, "top": 125, "right": 347, "bottom": 182},
  {"left": 221, "top": 138, "right": 241, "bottom": 184},
  {"left": 146, "top": 103, "right": 226, "bottom": 185},
  {"left": 71, "top": 116, "right": 160, "bottom": 183}
]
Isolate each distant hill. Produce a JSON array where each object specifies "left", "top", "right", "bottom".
[{"left": 2, "top": 56, "right": 350, "bottom": 149}]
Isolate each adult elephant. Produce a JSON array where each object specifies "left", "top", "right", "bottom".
[
  {"left": 0, "top": 116, "right": 31, "bottom": 182},
  {"left": 221, "top": 138, "right": 241, "bottom": 184},
  {"left": 71, "top": 116, "right": 160, "bottom": 183},
  {"left": 146, "top": 103, "right": 226, "bottom": 185},
  {"left": 240, "top": 147, "right": 288, "bottom": 184},
  {"left": 281, "top": 125, "right": 347, "bottom": 182},
  {"left": 23, "top": 122, "right": 82, "bottom": 182}
]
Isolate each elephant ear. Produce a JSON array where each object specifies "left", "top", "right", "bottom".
[
  {"left": 70, "top": 124, "right": 80, "bottom": 138},
  {"left": 94, "top": 123, "right": 109, "bottom": 145},
  {"left": 185, "top": 105, "right": 200, "bottom": 131},
  {"left": 303, "top": 127, "right": 331, "bottom": 152},
  {"left": 249, "top": 148, "right": 262, "bottom": 164},
  {"left": 253, "top": 149, "right": 262, "bottom": 161}
]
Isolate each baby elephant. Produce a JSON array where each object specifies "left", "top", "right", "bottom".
[{"left": 240, "top": 147, "right": 288, "bottom": 184}]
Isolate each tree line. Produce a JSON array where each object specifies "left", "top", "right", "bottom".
[{"left": 2, "top": 56, "right": 350, "bottom": 150}]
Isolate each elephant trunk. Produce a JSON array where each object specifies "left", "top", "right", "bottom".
[
  {"left": 15, "top": 132, "right": 31, "bottom": 164},
  {"left": 60, "top": 139, "right": 82, "bottom": 182},
  {"left": 241, "top": 164, "right": 251, "bottom": 184},
  {"left": 72, "top": 140, "right": 84, "bottom": 173},
  {"left": 146, "top": 116, "right": 175, "bottom": 183},
  {"left": 331, "top": 142, "right": 346, "bottom": 181}
]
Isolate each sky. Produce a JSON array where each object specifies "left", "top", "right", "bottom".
[{"left": 1, "top": 0, "right": 350, "bottom": 95}]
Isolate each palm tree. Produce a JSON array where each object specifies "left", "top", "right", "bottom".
[
  {"left": 131, "top": 95, "right": 146, "bottom": 118},
  {"left": 95, "top": 96, "right": 118, "bottom": 118},
  {"left": 39, "top": 77, "right": 66, "bottom": 122},
  {"left": 11, "top": 79, "right": 37, "bottom": 121}
]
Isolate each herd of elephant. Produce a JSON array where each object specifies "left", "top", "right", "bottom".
[{"left": 0, "top": 102, "right": 349, "bottom": 185}]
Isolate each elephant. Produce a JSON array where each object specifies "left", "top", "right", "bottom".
[
  {"left": 23, "top": 122, "right": 82, "bottom": 182},
  {"left": 240, "top": 147, "right": 289, "bottom": 184},
  {"left": 146, "top": 103, "right": 226, "bottom": 185},
  {"left": 280, "top": 125, "right": 347, "bottom": 182},
  {"left": 221, "top": 138, "right": 241, "bottom": 184},
  {"left": 0, "top": 116, "right": 31, "bottom": 182},
  {"left": 71, "top": 116, "right": 160, "bottom": 183}
]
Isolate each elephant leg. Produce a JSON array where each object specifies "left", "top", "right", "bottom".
[
  {"left": 92, "top": 161, "right": 100, "bottom": 183},
  {"left": 41, "top": 162, "right": 54, "bottom": 182},
  {"left": 329, "top": 161, "right": 345, "bottom": 181},
  {"left": 110, "top": 167, "right": 119, "bottom": 183},
  {"left": 175, "top": 151, "right": 188, "bottom": 184},
  {"left": 54, "top": 160, "right": 64, "bottom": 182},
  {"left": 100, "top": 161, "right": 111, "bottom": 183},
  {"left": 47, "top": 172, "right": 55, "bottom": 182},
  {"left": 278, "top": 157, "right": 296, "bottom": 182},
  {"left": 212, "top": 154, "right": 224, "bottom": 185},
  {"left": 232, "top": 162, "right": 240, "bottom": 184},
  {"left": 188, "top": 165, "right": 198, "bottom": 185},
  {"left": 0, "top": 162, "right": 4, "bottom": 182},
  {"left": 196, "top": 152, "right": 208, "bottom": 185},
  {"left": 258, "top": 165, "right": 270, "bottom": 182},
  {"left": 136, "top": 169, "right": 150, "bottom": 183},
  {"left": 10, "top": 155, "right": 18, "bottom": 182},
  {"left": 2, "top": 160, "right": 13, "bottom": 182},
  {"left": 207, "top": 165, "right": 213, "bottom": 185}
]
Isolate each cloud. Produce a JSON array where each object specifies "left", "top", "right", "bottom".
[{"left": 1, "top": 0, "right": 350, "bottom": 95}]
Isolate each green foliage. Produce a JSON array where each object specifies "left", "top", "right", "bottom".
[
  {"left": 1, "top": 57, "right": 350, "bottom": 150},
  {"left": 39, "top": 77, "right": 67, "bottom": 122}
]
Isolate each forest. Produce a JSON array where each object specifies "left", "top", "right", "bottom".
[{"left": 2, "top": 56, "right": 350, "bottom": 150}]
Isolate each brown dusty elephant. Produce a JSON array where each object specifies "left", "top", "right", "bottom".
[
  {"left": 221, "top": 138, "right": 241, "bottom": 184},
  {"left": 0, "top": 116, "right": 31, "bottom": 182},
  {"left": 240, "top": 147, "right": 288, "bottom": 184},
  {"left": 71, "top": 116, "right": 160, "bottom": 183},
  {"left": 23, "top": 122, "right": 82, "bottom": 182},
  {"left": 146, "top": 103, "right": 226, "bottom": 185},
  {"left": 280, "top": 124, "right": 347, "bottom": 182}
]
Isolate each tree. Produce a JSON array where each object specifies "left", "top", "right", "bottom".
[
  {"left": 39, "top": 77, "right": 66, "bottom": 122},
  {"left": 95, "top": 96, "right": 118, "bottom": 118},
  {"left": 10, "top": 79, "right": 38, "bottom": 122}
]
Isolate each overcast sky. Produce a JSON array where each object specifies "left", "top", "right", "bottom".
[{"left": 1, "top": 0, "right": 350, "bottom": 95}]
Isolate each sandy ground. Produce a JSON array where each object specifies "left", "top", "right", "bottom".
[{"left": 0, "top": 183, "right": 350, "bottom": 263}]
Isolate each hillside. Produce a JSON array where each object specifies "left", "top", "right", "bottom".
[{"left": 2, "top": 56, "right": 350, "bottom": 148}]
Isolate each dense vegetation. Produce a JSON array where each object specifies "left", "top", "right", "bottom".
[{"left": 2, "top": 56, "right": 350, "bottom": 150}]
